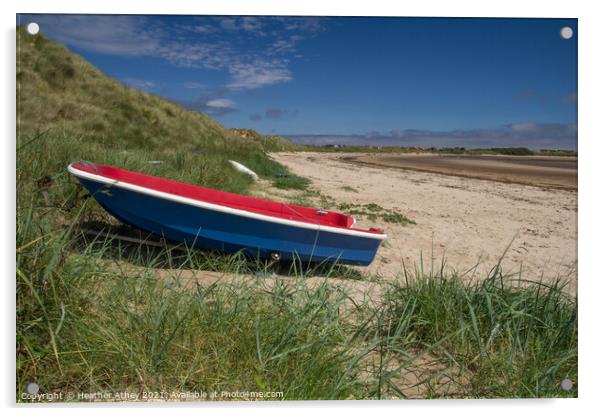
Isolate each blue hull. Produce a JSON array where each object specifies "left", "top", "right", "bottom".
[{"left": 77, "top": 178, "right": 383, "bottom": 265}]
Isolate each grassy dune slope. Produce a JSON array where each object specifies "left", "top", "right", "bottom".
[
  {"left": 229, "top": 128, "right": 300, "bottom": 152},
  {"left": 19, "top": 26, "right": 233, "bottom": 150},
  {"left": 16, "top": 26, "right": 307, "bottom": 195}
]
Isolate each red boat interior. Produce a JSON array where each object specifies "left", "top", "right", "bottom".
[{"left": 72, "top": 162, "right": 385, "bottom": 235}]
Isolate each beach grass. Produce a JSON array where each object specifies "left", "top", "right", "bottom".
[
  {"left": 16, "top": 133, "right": 575, "bottom": 400},
  {"left": 372, "top": 262, "right": 577, "bottom": 398},
  {"left": 337, "top": 202, "right": 416, "bottom": 225},
  {"left": 272, "top": 174, "right": 311, "bottom": 191},
  {"left": 16, "top": 198, "right": 577, "bottom": 400},
  {"left": 16, "top": 138, "right": 577, "bottom": 400},
  {"left": 17, "top": 228, "right": 364, "bottom": 400}
]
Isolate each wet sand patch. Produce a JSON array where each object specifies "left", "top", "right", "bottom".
[{"left": 343, "top": 153, "right": 577, "bottom": 190}]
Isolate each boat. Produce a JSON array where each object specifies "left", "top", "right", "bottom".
[{"left": 67, "top": 161, "right": 386, "bottom": 265}]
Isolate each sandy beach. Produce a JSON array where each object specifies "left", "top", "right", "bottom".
[
  {"left": 270, "top": 152, "right": 578, "bottom": 292},
  {"left": 346, "top": 153, "right": 577, "bottom": 189}
]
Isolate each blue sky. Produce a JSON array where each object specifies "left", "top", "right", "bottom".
[{"left": 17, "top": 14, "right": 577, "bottom": 149}]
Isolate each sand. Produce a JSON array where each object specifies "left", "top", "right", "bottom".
[
  {"left": 346, "top": 153, "right": 577, "bottom": 189},
  {"left": 270, "top": 152, "right": 577, "bottom": 292}
]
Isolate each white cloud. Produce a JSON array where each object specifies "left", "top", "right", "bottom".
[
  {"left": 23, "top": 15, "right": 323, "bottom": 91},
  {"left": 228, "top": 62, "right": 292, "bottom": 89},
  {"left": 28, "top": 15, "right": 161, "bottom": 56},
  {"left": 511, "top": 122, "right": 539, "bottom": 132},
  {"left": 157, "top": 42, "right": 232, "bottom": 70},
  {"left": 122, "top": 78, "right": 156, "bottom": 90},
  {"left": 179, "top": 96, "right": 237, "bottom": 115},
  {"left": 220, "top": 18, "right": 238, "bottom": 31},
  {"left": 190, "top": 25, "right": 216, "bottom": 34},
  {"left": 286, "top": 122, "right": 578, "bottom": 150},
  {"left": 240, "top": 17, "right": 265, "bottom": 34},
  {"left": 272, "top": 39, "right": 295, "bottom": 53},
  {"left": 206, "top": 98, "right": 235, "bottom": 109},
  {"left": 281, "top": 17, "right": 322, "bottom": 32}
]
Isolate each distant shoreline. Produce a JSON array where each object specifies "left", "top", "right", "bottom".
[
  {"left": 340, "top": 152, "right": 577, "bottom": 190},
  {"left": 289, "top": 144, "right": 577, "bottom": 157}
]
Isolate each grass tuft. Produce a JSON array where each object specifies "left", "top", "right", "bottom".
[{"left": 272, "top": 174, "right": 311, "bottom": 191}]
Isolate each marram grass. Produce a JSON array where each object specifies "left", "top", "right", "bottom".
[{"left": 16, "top": 196, "right": 577, "bottom": 400}]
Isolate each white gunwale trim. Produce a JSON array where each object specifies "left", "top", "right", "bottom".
[{"left": 68, "top": 164, "right": 387, "bottom": 241}]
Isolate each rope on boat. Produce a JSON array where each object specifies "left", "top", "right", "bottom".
[
  {"left": 308, "top": 225, "right": 321, "bottom": 264},
  {"left": 282, "top": 203, "right": 322, "bottom": 264}
]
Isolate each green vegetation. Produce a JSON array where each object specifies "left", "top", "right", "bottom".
[
  {"left": 478, "top": 147, "right": 534, "bottom": 155},
  {"left": 16, "top": 195, "right": 577, "bottom": 399},
  {"left": 374, "top": 263, "right": 577, "bottom": 398},
  {"left": 337, "top": 202, "right": 415, "bottom": 225},
  {"left": 434, "top": 147, "right": 469, "bottom": 155},
  {"left": 536, "top": 149, "right": 578, "bottom": 157},
  {"left": 16, "top": 27, "right": 576, "bottom": 400},
  {"left": 17, "top": 218, "right": 364, "bottom": 400},
  {"left": 228, "top": 128, "right": 300, "bottom": 152},
  {"left": 273, "top": 174, "right": 311, "bottom": 191},
  {"left": 282, "top": 188, "right": 335, "bottom": 209},
  {"left": 18, "top": 27, "right": 221, "bottom": 149}
]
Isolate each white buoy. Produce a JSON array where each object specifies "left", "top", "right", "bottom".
[{"left": 229, "top": 160, "right": 258, "bottom": 180}]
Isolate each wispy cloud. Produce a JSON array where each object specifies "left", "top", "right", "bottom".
[
  {"left": 285, "top": 123, "right": 578, "bottom": 150},
  {"left": 240, "top": 17, "right": 265, "bottom": 33},
  {"left": 206, "top": 98, "right": 235, "bottom": 109},
  {"left": 280, "top": 17, "right": 322, "bottom": 32},
  {"left": 121, "top": 78, "right": 157, "bottom": 90},
  {"left": 188, "top": 24, "right": 217, "bottom": 34},
  {"left": 510, "top": 122, "right": 540, "bottom": 133},
  {"left": 228, "top": 62, "right": 292, "bottom": 90},
  {"left": 271, "top": 39, "right": 296, "bottom": 54},
  {"left": 220, "top": 18, "right": 238, "bottom": 31},
  {"left": 178, "top": 96, "right": 237, "bottom": 116},
  {"left": 25, "top": 15, "right": 162, "bottom": 56},
  {"left": 23, "top": 15, "right": 323, "bottom": 92}
]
